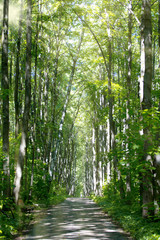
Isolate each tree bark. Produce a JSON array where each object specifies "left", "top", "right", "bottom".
[
  {"left": 152, "top": 0, "right": 160, "bottom": 215},
  {"left": 125, "top": 0, "right": 132, "bottom": 199},
  {"left": 106, "top": 11, "right": 117, "bottom": 187},
  {"left": 92, "top": 127, "right": 96, "bottom": 193},
  {"left": 29, "top": 12, "right": 39, "bottom": 199},
  {"left": 15, "top": 0, "right": 23, "bottom": 138},
  {"left": 1, "top": 0, "right": 10, "bottom": 197},
  {"left": 14, "top": 0, "right": 32, "bottom": 204},
  {"left": 140, "top": 0, "right": 154, "bottom": 218}
]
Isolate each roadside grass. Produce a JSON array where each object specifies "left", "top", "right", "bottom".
[{"left": 92, "top": 195, "right": 160, "bottom": 240}]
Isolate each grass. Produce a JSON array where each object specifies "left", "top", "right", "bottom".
[{"left": 92, "top": 195, "right": 160, "bottom": 240}]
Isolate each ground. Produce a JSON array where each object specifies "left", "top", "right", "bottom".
[{"left": 17, "top": 198, "right": 133, "bottom": 240}]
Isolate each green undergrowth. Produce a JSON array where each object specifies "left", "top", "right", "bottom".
[
  {"left": 92, "top": 195, "right": 160, "bottom": 240},
  {"left": 0, "top": 186, "right": 67, "bottom": 239},
  {"left": 0, "top": 203, "right": 33, "bottom": 239},
  {"left": 35, "top": 186, "right": 68, "bottom": 207}
]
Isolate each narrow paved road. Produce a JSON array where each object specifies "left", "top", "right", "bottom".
[{"left": 22, "top": 198, "right": 132, "bottom": 240}]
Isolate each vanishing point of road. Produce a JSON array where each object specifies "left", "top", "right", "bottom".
[{"left": 20, "top": 198, "right": 133, "bottom": 240}]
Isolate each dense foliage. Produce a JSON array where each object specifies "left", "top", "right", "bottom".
[
  {"left": 0, "top": 0, "right": 160, "bottom": 238},
  {"left": 93, "top": 188, "right": 160, "bottom": 240}
]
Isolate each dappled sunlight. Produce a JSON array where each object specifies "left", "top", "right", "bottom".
[{"left": 23, "top": 198, "right": 131, "bottom": 240}]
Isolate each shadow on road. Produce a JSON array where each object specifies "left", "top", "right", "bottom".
[{"left": 21, "top": 198, "right": 132, "bottom": 240}]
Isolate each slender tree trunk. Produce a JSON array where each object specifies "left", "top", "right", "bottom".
[
  {"left": 106, "top": 12, "right": 117, "bottom": 187},
  {"left": 15, "top": 0, "right": 23, "bottom": 138},
  {"left": 153, "top": 0, "right": 160, "bottom": 215},
  {"left": 152, "top": 36, "right": 155, "bottom": 83},
  {"left": 9, "top": 34, "right": 13, "bottom": 87},
  {"left": 99, "top": 124, "right": 103, "bottom": 193},
  {"left": 14, "top": 0, "right": 32, "bottom": 204},
  {"left": 1, "top": 0, "right": 10, "bottom": 197},
  {"left": 95, "top": 124, "right": 100, "bottom": 196},
  {"left": 107, "top": 118, "right": 111, "bottom": 184},
  {"left": 140, "top": 0, "right": 154, "bottom": 218},
  {"left": 85, "top": 139, "right": 90, "bottom": 196},
  {"left": 92, "top": 127, "right": 96, "bottom": 193},
  {"left": 126, "top": 0, "right": 132, "bottom": 199},
  {"left": 29, "top": 13, "right": 38, "bottom": 199},
  {"left": 48, "top": 50, "right": 59, "bottom": 176}
]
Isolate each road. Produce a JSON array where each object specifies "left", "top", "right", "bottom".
[{"left": 21, "top": 198, "right": 132, "bottom": 240}]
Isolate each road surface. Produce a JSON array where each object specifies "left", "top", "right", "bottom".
[{"left": 21, "top": 198, "right": 132, "bottom": 240}]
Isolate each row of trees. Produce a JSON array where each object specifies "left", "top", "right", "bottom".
[
  {"left": 0, "top": 0, "right": 83, "bottom": 205},
  {"left": 75, "top": 0, "right": 160, "bottom": 219},
  {"left": 0, "top": 0, "right": 160, "bottom": 221}
]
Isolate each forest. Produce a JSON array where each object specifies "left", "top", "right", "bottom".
[{"left": 0, "top": 0, "right": 160, "bottom": 239}]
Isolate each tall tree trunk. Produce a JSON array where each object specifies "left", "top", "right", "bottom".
[
  {"left": 153, "top": 0, "right": 160, "bottom": 215},
  {"left": 9, "top": 33, "right": 13, "bottom": 88},
  {"left": 140, "top": 0, "right": 153, "bottom": 218},
  {"left": 48, "top": 50, "right": 59, "bottom": 177},
  {"left": 95, "top": 123, "right": 100, "bottom": 196},
  {"left": 106, "top": 11, "right": 117, "bottom": 187},
  {"left": 92, "top": 127, "right": 96, "bottom": 193},
  {"left": 1, "top": 0, "right": 10, "bottom": 197},
  {"left": 107, "top": 118, "right": 111, "bottom": 184},
  {"left": 126, "top": 0, "right": 132, "bottom": 199},
  {"left": 14, "top": 0, "right": 32, "bottom": 204},
  {"left": 85, "top": 139, "right": 90, "bottom": 196},
  {"left": 15, "top": 0, "right": 23, "bottom": 138},
  {"left": 29, "top": 14, "right": 39, "bottom": 198}
]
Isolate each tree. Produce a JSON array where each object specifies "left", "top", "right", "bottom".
[
  {"left": 14, "top": 0, "right": 32, "bottom": 204},
  {"left": 1, "top": 0, "right": 10, "bottom": 197},
  {"left": 140, "top": 0, "right": 153, "bottom": 218},
  {"left": 15, "top": 0, "right": 23, "bottom": 138}
]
